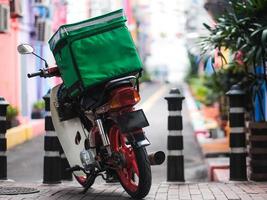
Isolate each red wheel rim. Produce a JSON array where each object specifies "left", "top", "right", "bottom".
[{"left": 110, "top": 126, "right": 139, "bottom": 192}]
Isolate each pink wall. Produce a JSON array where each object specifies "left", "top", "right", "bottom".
[
  {"left": 124, "top": 0, "right": 134, "bottom": 25},
  {"left": 0, "top": 1, "right": 21, "bottom": 108},
  {"left": 124, "top": 0, "right": 137, "bottom": 41},
  {"left": 51, "top": 0, "right": 67, "bottom": 85},
  {"left": 52, "top": 0, "right": 67, "bottom": 32}
]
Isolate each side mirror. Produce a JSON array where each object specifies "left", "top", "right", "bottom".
[
  {"left": 17, "top": 43, "right": 49, "bottom": 68},
  {"left": 17, "top": 44, "right": 34, "bottom": 54}
]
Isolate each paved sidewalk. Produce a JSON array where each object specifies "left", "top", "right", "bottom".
[{"left": 1, "top": 181, "right": 267, "bottom": 200}]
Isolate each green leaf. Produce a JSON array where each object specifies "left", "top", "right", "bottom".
[
  {"left": 255, "top": 47, "right": 263, "bottom": 62},
  {"left": 203, "top": 23, "right": 212, "bottom": 31},
  {"left": 261, "top": 29, "right": 267, "bottom": 46},
  {"left": 251, "top": 29, "right": 263, "bottom": 38},
  {"left": 236, "top": 37, "right": 243, "bottom": 49}
]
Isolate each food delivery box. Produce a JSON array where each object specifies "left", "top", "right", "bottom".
[{"left": 49, "top": 9, "right": 142, "bottom": 97}]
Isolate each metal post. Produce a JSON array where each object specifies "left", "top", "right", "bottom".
[
  {"left": 0, "top": 97, "right": 8, "bottom": 180},
  {"left": 226, "top": 83, "right": 247, "bottom": 181},
  {"left": 60, "top": 146, "right": 73, "bottom": 181},
  {"left": 165, "top": 88, "right": 185, "bottom": 182},
  {"left": 43, "top": 91, "right": 61, "bottom": 184}
]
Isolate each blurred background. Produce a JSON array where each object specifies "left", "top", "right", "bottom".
[
  {"left": 1, "top": 0, "right": 238, "bottom": 183},
  {"left": 0, "top": 0, "right": 210, "bottom": 120},
  {"left": 2, "top": 0, "right": 267, "bottom": 185}
]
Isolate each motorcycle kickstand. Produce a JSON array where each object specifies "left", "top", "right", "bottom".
[
  {"left": 82, "top": 173, "right": 97, "bottom": 194},
  {"left": 82, "top": 171, "right": 110, "bottom": 194}
]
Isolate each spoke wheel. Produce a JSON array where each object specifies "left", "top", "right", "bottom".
[{"left": 109, "top": 126, "right": 151, "bottom": 199}]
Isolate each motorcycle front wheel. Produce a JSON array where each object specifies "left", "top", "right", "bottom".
[{"left": 109, "top": 126, "right": 152, "bottom": 199}]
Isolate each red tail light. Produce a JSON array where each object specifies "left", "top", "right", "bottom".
[{"left": 109, "top": 88, "right": 141, "bottom": 109}]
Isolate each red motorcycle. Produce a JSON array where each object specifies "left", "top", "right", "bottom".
[{"left": 18, "top": 44, "right": 165, "bottom": 199}]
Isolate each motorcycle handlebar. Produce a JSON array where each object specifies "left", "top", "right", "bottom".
[
  {"left": 27, "top": 67, "right": 60, "bottom": 78},
  {"left": 27, "top": 71, "right": 43, "bottom": 78}
]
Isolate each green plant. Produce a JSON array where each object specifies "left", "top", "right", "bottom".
[
  {"left": 185, "top": 51, "right": 199, "bottom": 82},
  {"left": 200, "top": 0, "right": 267, "bottom": 68},
  {"left": 33, "top": 100, "right": 45, "bottom": 110},
  {"left": 199, "top": 0, "right": 267, "bottom": 122},
  {"left": 139, "top": 70, "right": 152, "bottom": 83},
  {"left": 188, "top": 65, "right": 246, "bottom": 106},
  {"left": 189, "top": 76, "right": 217, "bottom": 106},
  {"left": 6, "top": 105, "right": 19, "bottom": 121}
]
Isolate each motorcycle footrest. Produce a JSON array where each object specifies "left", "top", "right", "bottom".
[{"left": 66, "top": 165, "right": 83, "bottom": 173}]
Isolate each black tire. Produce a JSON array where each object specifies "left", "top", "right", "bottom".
[
  {"left": 109, "top": 125, "right": 152, "bottom": 199},
  {"left": 118, "top": 147, "right": 152, "bottom": 199}
]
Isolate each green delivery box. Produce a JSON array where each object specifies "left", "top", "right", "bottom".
[{"left": 48, "top": 9, "right": 142, "bottom": 97}]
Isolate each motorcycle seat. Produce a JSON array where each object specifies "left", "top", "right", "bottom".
[
  {"left": 81, "top": 76, "right": 136, "bottom": 110},
  {"left": 105, "top": 76, "right": 135, "bottom": 91}
]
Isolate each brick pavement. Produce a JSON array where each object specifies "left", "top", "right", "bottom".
[{"left": 1, "top": 181, "right": 267, "bottom": 200}]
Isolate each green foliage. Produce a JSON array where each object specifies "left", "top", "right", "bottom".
[
  {"left": 139, "top": 70, "right": 152, "bottom": 83},
  {"left": 6, "top": 105, "right": 19, "bottom": 121},
  {"left": 188, "top": 65, "right": 246, "bottom": 106},
  {"left": 200, "top": 0, "right": 267, "bottom": 67},
  {"left": 33, "top": 100, "right": 45, "bottom": 110},
  {"left": 189, "top": 76, "right": 218, "bottom": 106},
  {"left": 186, "top": 51, "right": 199, "bottom": 80}
]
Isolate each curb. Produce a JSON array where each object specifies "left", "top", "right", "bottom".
[
  {"left": 206, "top": 157, "right": 229, "bottom": 181},
  {"left": 213, "top": 168, "right": 229, "bottom": 182},
  {"left": 183, "top": 84, "right": 208, "bottom": 135},
  {"left": 6, "top": 119, "right": 44, "bottom": 149}
]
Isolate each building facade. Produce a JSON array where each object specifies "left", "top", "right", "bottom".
[
  {"left": 0, "top": 0, "right": 67, "bottom": 118},
  {"left": 0, "top": 0, "right": 144, "bottom": 119}
]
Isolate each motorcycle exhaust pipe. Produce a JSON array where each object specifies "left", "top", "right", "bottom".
[{"left": 148, "top": 151, "right": 165, "bottom": 165}]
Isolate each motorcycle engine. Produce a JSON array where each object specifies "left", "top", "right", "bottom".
[{"left": 80, "top": 149, "right": 96, "bottom": 171}]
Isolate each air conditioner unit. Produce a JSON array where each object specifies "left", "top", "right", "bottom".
[
  {"left": 36, "top": 19, "right": 51, "bottom": 42},
  {"left": 0, "top": 4, "right": 10, "bottom": 33},
  {"left": 10, "top": 0, "right": 23, "bottom": 18}
]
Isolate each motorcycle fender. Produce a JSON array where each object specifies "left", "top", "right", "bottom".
[
  {"left": 116, "top": 109, "right": 150, "bottom": 148},
  {"left": 116, "top": 109, "right": 149, "bottom": 133}
]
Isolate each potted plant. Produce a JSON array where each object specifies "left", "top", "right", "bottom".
[
  {"left": 201, "top": 0, "right": 267, "bottom": 70},
  {"left": 31, "top": 100, "right": 45, "bottom": 119},
  {"left": 200, "top": 0, "right": 267, "bottom": 181},
  {"left": 200, "top": 0, "right": 267, "bottom": 120},
  {"left": 6, "top": 105, "right": 19, "bottom": 129}
]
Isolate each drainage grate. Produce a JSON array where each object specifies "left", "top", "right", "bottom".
[{"left": 0, "top": 187, "right": 39, "bottom": 195}]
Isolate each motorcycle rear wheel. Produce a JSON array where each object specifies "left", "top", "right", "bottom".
[{"left": 109, "top": 126, "right": 152, "bottom": 199}]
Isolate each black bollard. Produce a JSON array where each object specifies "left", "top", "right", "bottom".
[
  {"left": 226, "top": 83, "right": 247, "bottom": 181},
  {"left": 43, "top": 91, "right": 61, "bottom": 184},
  {"left": 248, "top": 122, "right": 267, "bottom": 181},
  {"left": 165, "top": 88, "right": 185, "bottom": 182},
  {"left": 0, "top": 97, "right": 8, "bottom": 180},
  {"left": 60, "top": 145, "right": 73, "bottom": 181}
]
